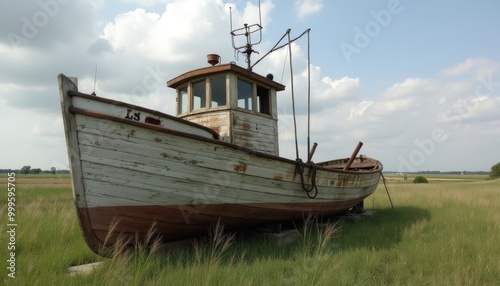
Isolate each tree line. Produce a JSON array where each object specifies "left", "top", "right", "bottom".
[
  {"left": 0, "top": 166, "right": 70, "bottom": 175},
  {"left": 490, "top": 162, "right": 500, "bottom": 180}
]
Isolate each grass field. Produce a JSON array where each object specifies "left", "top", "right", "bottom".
[{"left": 1, "top": 173, "right": 499, "bottom": 285}]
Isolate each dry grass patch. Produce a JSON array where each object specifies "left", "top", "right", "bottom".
[{"left": 1, "top": 174, "right": 499, "bottom": 285}]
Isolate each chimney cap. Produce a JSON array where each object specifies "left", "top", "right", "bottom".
[{"left": 207, "top": 54, "right": 220, "bottom": 66}]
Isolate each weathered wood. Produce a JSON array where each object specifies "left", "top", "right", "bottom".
[
  {"left": 58, "top": 73, "right": 383, "bottom": 256},
  {"left": 58, "top": 74, "right": 102, "bottom": 252},
  {"left": 178, "top": 101, "right": 278, "bottom": 154},
  {"left": 232, "top": 110, "right": 278, "bottom": 155},
  {"left": 181, "top": 111, "right": 231, "bottom": 142},
  {"left": 171, "top": 64, "right": 281, "bottom": 155}
]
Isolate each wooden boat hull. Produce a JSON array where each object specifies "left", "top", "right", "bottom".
[{"left": 58, "top": 74, "right": 382, "bottom": 254}]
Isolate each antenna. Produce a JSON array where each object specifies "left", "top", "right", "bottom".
[
  {"left": 91, "top": 65, "right": 97, "bottom": 96},
  {"left": 229, "top": 0, "right": 263, "bottom": 70}
]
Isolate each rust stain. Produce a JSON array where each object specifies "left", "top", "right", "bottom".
[
  {"left": 128, "top": 129, "right": 136, "bottom": 138},
  {"left": 273, "top": 174, "right": 283, "bottom": 180},
  {"left": 242, "top": 121, "right": 251, "bottom": 131},
  {"left": 336, "top": 179, "right": 349, "bottom": 188},
  {"left": 233, "top": 163, "right": 247, "bottom": 173}
]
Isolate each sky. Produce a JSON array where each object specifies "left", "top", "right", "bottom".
[{"left": 1, "top": 0, "right": 499, "bottom": 172}]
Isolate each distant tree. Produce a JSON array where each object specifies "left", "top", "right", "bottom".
[
  {"left": 31, "top": 168, "right": 42, "bottom": 174},
  {"left": 51, "top": 167, "right": 56, "bottom": 175},
  {"left": 413, "top": 176, "right": 428, "bottom": 184},
  {"left": 21, "top": 165, "right": 31, "bottom": 175},
  {"left": 489, "top": 162, "right": 500, "bottom": 180}
]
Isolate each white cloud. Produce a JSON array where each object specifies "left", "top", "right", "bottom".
[
  {"left": 279, "top": 57, "right": 500, "bottom": 171},
  {"left": 372, "top": 98, "right": 414, "bottom": 115},
  {"left": 94, "top": 0, "right": 274, "bottom": 65},
  {"left": 439, "top": 58, "right": 495, "bottom": 77},
  {"left": 0, "top": 0, "right": 275, "bottom": 153},
  {"left": 295, "top": 0, "right": 323, "bottom": 20},
  {"left": 102, "top": 9, "right": 160, "bottom": 53},
  {"left": 379, "top": 77, "right": 431, "bottom": 99},
  {"left": 89, "top": 0, "right": 106, "bottom": 9},
  {"left": 121, "top": 0, "right": 167, "bottom": 6},
  {"left": 0, "top": 0, "right": 97, "bottom": 49},
  {"left": 320, "top": 76, "right": 361, "bottom": 99},
  {"left": 242, "top": 0, "right": 274, "bottom": 27},
  {"left": 348, "top": 100, "right": 373, "bottom": 120}
]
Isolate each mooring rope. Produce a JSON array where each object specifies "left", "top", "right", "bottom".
[
  {"left": 296, "top": 159, "right": 318, "bottom": 199},
  {"left": 285, "top": 29, "right": 318, "bottom": 199}
]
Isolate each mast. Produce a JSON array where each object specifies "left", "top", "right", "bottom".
[
  {"left": 229, "top": 1, "right": 314, "bottom": 163},
  {"left": 229, "top": 0, "right": 263, "bottom": 70}
]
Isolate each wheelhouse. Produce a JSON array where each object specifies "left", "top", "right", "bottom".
[{"left": 167, "top": 61, "right": 285, "bottom": 155}]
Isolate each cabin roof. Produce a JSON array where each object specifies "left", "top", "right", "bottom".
[{"left": 167, "top": 63, "right": 286, "bottom": 91}]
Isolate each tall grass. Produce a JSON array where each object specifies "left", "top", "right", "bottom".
[
  {"left": 193, "top": 220, "right": 235, "bottom": 267},
  {"left": 0, "top": 175, "right": 100, "bottom": 285},
  {"left": 282, "top": 214, "right": 339, "bottom": 285},
  {"left": 1, "top": 174, "right": 499, "bottom": 285},
  {"left": 345, "top": 176, "right": 500, "bottom": 285}
]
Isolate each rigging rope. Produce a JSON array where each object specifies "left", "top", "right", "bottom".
[
  {"left": 287, "top": 31, "right": 300, "bottom": 161},
  {"left": 280, "top": 45, "right": 288, "bottom": 84},
  {"left": 286, "top": 29, "right": 317, "bottom": 199},
  {"left": 307, "top": 31, "right": 311, "bottom": 156},
  {"left": 296, "top": 159, "right": 318, "bottom": 199}
]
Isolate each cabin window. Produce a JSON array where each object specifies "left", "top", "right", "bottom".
[
  {"left": 257, "top": 85, "right": 270, "bottom": 115},
  {"left": 210, "top": 76, "right": 226, "bottom": 107},
  {"left": 192, "top": 80, "right": 206, "bottom": 109},
  {"left": 179, "top": 86, "right": 188, "bottom": 114},
  {"left": 237, "top": 78, "right": 253, "bottom": 110}
]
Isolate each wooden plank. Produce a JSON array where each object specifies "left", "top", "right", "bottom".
[
  {"left": 181, "top": 111, "right": 231, "bottom": 142},
  {"left": 72, "top": 96, "right": 216, "bottom": 139},
  {"left": 231, "top": 110, "right": 278, "bottom": 155},
  {"left": 68, "top": 90, "right": 219, "bottom": 139},
  {"left": 74, "top": 112, "right": 380, "bottom": 189},
  {"left": 72, "top": 114, "right": 379, "bottom": 210},
  {"left": 58, "top": 74, "right": 102, "bottom": 254}
]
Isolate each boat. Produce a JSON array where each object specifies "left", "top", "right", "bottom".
[{"left": 58, "top": 14, "right": 382, "bottom": 255}]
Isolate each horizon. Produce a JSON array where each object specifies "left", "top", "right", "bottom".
[
  {"left": 1, "top": 0, "right": 499, "bottom": 172},
  {"left": 0, "top": 167, "right": 493, "bottom": 174}
]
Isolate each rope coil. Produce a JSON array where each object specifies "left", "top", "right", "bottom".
[{"left": 296, "top": 159, "right": 318, "bottom": 199}]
